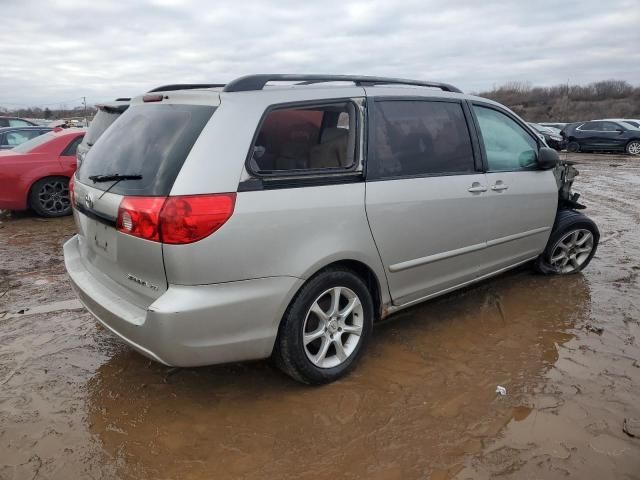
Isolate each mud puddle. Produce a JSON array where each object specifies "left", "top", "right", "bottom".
[{"left": 1, "top": 153, "right": 639, "bottom": 479}]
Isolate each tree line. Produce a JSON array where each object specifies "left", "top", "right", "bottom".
[
  {"left": 478, "top": 80, "right": 640, "bottom": 122},
  {"left": 0, "top": 105, "right": 97, "bottom": 121}
]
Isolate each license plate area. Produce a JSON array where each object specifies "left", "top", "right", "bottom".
[{"left": 87, "top": 218, "right": 117, "bottom": 262}]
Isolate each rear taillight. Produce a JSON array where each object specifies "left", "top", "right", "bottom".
[
  {"left": 69, "top": 175, "right": 76, "bottom": 207},
  {"left": 159, "top": 194, "right": 236, "bottom": 244},
  {"left": 116, "top": 194, "right": 236, "bottom": 244},
  {"left": 117, "top": 197, "right": 166, "bottom": 242}
]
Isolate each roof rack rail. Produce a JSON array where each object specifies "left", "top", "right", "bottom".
[
  {"left": 148, "top": 83, "right": 225, "bottom": 93},
  {"left": 222, "top": 74, "right": 462, "bottom": 93}
]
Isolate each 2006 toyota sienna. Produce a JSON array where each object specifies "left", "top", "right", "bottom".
[{"left": 64, "top": 74, "right": 599, "bottom": 384}]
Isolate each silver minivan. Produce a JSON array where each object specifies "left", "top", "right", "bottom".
[{"left": 64, "top": 75, "right": 599, "bottom": 384}]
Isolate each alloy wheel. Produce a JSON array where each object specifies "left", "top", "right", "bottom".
[
  {"left": 549, "top": 229, "right": 594, "bottom": 273},
  {"left": 38, "top": 179, "right": 70, "bottom": 215},
  {"left": 627, "top": 141, "right": 640, "bottom": 155},
  {"left": 302, "top": 286, "right": 364, "bottom": 369}
]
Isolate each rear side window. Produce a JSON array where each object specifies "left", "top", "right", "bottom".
[
  {"left": 369, "top": 100, "right": 475, "bottom": 179},
  {"left": 249, "top": 102, "right": 356, "bottom": 174},
  {"left": 78, "top": 104, "right": 215, "bottom": 196},
  {"left": 62, "top": 135, "right": 83, "bottom": 156},
  {"left": 473, "top": 105, "right": 538, "bottom": 171}
]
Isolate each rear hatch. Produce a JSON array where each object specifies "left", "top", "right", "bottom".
[{"left": 73, "top": 98, "right": 217, "bottom": 308}]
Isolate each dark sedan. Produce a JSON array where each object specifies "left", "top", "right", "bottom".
[
  {"left": 565, "top": 120, "right": 640, "bottom": 155},
  {"left": 0, "top": 126, "right": 53, "bottom": 150},
  {"left": 528, "top": 123, "right": 565, "bottom": 151}
]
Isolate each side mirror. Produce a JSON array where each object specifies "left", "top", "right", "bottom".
[{"left": 537, "top": 147, "right": 559, "bottom": 169}]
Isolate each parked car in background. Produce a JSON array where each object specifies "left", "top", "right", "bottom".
[
  {"left": 0, "top": 116, "right": 38, "bottom": 128},
  {"left": 76, "top": 98, "right": 130, "bottom": 168},
  {"left": 64, "top": 74, "right": 599, "bottom": 385},
  {"left": 528, "top": 123, "right": 564, "bottom": 150},
  {"left": 0, "top": 129, "right": 84, "bottom": 217},
  {"left": 564, "top": 120, "right": 640, "bottom": 155},
  {"left": 539, "top": 122, "right": 567, "bottom": 130},
  {"left": 0, "top": 126, "right": 53, "bottom": 150},
  {"left": 595, "top": 118, "right": 640, "bottom": 129}
]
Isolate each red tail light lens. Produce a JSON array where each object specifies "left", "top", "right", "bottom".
[
  {"left": 69, "top": 175, "right": 76, "bottom": 207},
  {"left": 116, "top": 194, "right": 236, "bottom": 244},
  {"left": 117, "top": 197, "right": 166, "bottom": 242},
  {"left": 160, "top": 194, "right": 236, "bottom": 244}
]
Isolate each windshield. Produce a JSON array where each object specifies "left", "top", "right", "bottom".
[
  {"left": 84, "top": 109, "right": 123, "bottom": 146},
  {"left": 77, "top": 103, "right": 215, "bottom": 196},
  {"left": 12, "top": 131, "right": 55, "bottom": 153}
]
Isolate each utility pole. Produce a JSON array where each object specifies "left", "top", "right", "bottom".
[{"left": 82, "top": 96, "right": 87, "bottom": 127}]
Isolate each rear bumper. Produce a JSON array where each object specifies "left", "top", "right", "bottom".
[{"left": 64, "top": 235, "right": 303, "bottom": 367}]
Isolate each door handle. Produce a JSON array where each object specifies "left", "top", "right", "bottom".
[
  {"left": 491, "top": 184, "right": 509, "bottom": 191},
  {"left": 467, "top": 183, "right": 488, "bottom": 193}
]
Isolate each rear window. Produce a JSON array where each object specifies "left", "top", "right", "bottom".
[
  {"left": 84, "top": 109, "right": 123, "bottom": 146},
  {"left": 77, "top": 104, "right": 215, "bottom": 196},
  {"left": 12, "top": 132, "right": 55, "bottom": 153}
]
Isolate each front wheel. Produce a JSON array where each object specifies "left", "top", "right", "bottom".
[
  {"left": 273, "top": 269, "right": 374, "bottom": 384},
  {"left": 626, "top": 140, "right": 640, "bottom": 155},
  {"left": 534, "top": 210, "right": 599, "bottom": 274}
]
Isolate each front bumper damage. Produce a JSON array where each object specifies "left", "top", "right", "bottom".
[{"left": 555, "top": 161, "right": 586, "bottom": 210}]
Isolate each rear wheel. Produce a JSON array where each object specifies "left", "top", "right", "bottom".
[
  {"left": 567, "top": 141, "right": 580, "bottom": 153},
  {"left": 534, "top": 210, "right": 599, "bottom": 274},
  {"left": 29, "top": 176, "right": 71, "bottom": 217},
  {"left": 626, "top": 140, "right": 640, "bottom": 155},
  {"left": 273, "top": 269, "right": 373, "bottom": 384}
]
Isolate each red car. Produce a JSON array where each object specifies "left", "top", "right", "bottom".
[{"left": 0, "top": 129, "right": 84, "bottom": 217}]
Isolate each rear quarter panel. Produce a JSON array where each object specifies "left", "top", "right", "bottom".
[{"left": 162, "top": 183, "right": 388, "bottom": 294}]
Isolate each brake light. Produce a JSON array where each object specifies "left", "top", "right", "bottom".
[
  {"left": 69, "top": 175, "right": 76, "bottom": 207},
  {"left": 160, "top": 194, "right": 236, "bottom": 244},
  {"left": 143, "top": 94, "right": 164, "bottom": 102},
  {"left": 116, "top": 194, "right": 236, "bottom": 244},
  {"left": 116, "top": 197, "right": 166, "bottom": 242}
]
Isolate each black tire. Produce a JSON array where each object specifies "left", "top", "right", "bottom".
[
  {"left": 273, "top": 268, "right": 374, "bottom": 385},
  {"left": 533, "top": 210, "right": 599, "bottom": 275},
  {"left": 626, "top": 140, "right": 640, "bottom": 156},
  {"left": 566, "top": 141, "right": 580, "bottom": 153},
  {"left": 29, "top": 176, "right": 72, "bottom": 217}
]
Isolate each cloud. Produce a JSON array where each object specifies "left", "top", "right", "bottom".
[{"left": 0, "top": 0, "right": 638, "bottom": 107}]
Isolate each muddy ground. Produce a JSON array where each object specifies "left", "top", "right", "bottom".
[{"left": 0, "top": 152, "right": 639, "bottom": 480}]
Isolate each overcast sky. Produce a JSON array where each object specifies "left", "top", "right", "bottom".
[{"left": 1, "top": 0, "right": 638, "bottom": 108}]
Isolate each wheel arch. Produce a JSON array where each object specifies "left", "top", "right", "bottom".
[{"left": 289, "top": 258, "right": 389, "bottom": 323}]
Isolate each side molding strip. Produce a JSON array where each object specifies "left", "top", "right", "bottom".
[{"left": 388, "top": 226, "right": 551, "bottom": 273}]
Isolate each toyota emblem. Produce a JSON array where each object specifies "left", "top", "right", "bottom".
[{"left": 84, "top": 193, "right": 94, "bottom": 209}]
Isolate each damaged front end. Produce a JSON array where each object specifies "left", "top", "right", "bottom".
[{"left": 554, "top": 161, "right": 586, "bottom": 210}]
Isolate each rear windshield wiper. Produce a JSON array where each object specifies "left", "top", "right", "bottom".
[{"left": 88, "top": 174, "right": 142, "bottom": 183}]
